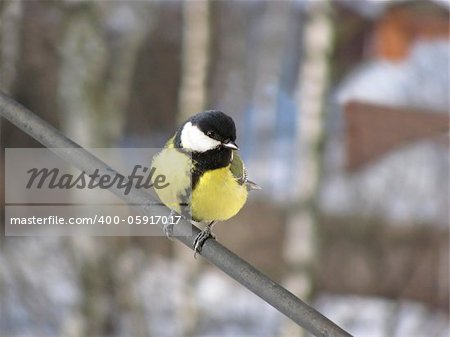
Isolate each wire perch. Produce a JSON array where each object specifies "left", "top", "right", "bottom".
[{"left": 0, "top": 91, "right": 353, "bottom": 337}]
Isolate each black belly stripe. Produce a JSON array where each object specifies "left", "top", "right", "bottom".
[{"left": 191, "top": 148, "right": 232, "bottom": 189}]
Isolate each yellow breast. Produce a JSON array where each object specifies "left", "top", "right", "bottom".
[{"left": 192, "top": 166, "right": 248, "bottom": 222}]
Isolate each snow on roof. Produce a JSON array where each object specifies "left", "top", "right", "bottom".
[
  {"left": 435, "top": 0, "right": 450, "bottom": 9},
  {"left": 337, "top": 40, "right": 449, "bottom": 113},
  {"left": 338, "top": 0, "right": 450, "bottom": 18}
]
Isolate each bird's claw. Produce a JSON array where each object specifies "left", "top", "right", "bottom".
[{"left": 193, "top": 225, "right": 216, "bottom": 258}]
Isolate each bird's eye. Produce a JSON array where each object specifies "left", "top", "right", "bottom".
[{"left": 206, "top": 131, "right": 214, "bottom": 137}]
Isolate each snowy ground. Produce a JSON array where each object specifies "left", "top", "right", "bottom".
[{"left": 0, "top": 237, "right": 448, "bottom": 337}]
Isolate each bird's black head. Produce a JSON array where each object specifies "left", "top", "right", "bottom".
[
  {"left": 178, "top": 110, "right": 239, "bottom": 153},
  {"left": 192, "top": 110, "right": 236, "bottom": 144}
]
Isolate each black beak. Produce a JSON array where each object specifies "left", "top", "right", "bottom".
[{"left": 222, "top": 140, "right": 239, "bottom": 150}]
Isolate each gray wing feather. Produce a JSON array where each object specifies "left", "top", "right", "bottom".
[{"left": 230, "top": 153, "right": 261, "bottom": 191}]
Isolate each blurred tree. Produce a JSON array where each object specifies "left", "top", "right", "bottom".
[
  {"left": 0, "top": 0, "right": 21, "bottom": 94},
  {"left": 2, "top": 0, "right": 61, "bottom": 148},
  {"left": 0, "top": 0, "right": 63, "bottom": 240},
  {"left": 177, "top": 0, "right": 209, "bottom": 122},
  {"left": 281, "top": 2, "right": 333, "bottom": 336},
  {"left": 206, "top": 0, "right": 266, "bottom": 131},
  {"left": 124, "top": 1, "right": 182, "bottom": 147},
  {"left": 174, "top": 2, "right": 211, "bottom": 335}
]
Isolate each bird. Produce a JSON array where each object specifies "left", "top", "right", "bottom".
[{"left": 152, "top": 110, "right": 260, "bottom": 257}]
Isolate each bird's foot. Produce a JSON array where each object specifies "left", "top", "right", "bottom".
[{"left": 193, "top": 221, "right": 216, "bottom": 258}]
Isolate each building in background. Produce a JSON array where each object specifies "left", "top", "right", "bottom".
[{"left": 317, "top": 1, "right": 449, "bottom": 334}]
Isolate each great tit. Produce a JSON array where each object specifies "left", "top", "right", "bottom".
[{"left": 152, "top": 110, "right": 259, "bottom": 256}]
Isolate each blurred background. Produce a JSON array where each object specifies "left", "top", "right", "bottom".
[{"left": 0, "top": 0, "right": 449, "bottom": 336}]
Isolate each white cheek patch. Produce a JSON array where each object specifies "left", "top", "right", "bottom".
[{"left": 180, "top": 122, "right": 221, "bottom": 152}]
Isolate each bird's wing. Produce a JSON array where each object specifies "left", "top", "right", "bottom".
[
  {"left": 151, "top": 143, "right": 193, "bottom": 217},
  {"left": 229, "top": 152, "right": 261, "bottom": 191}
]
